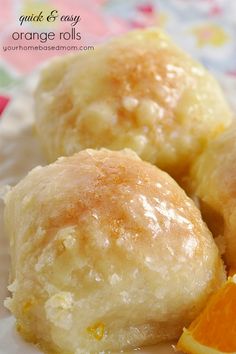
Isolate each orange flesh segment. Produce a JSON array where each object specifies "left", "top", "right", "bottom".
[
  {"left": 185, "top": 280, "right": 236, "bottom": 352},
  {"left": 229, "top": 268, "right": 236, "bottom": 277}
]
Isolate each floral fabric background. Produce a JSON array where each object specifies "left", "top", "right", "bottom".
[{"left": 0, "top": 0, "right": 235, "bottom": 114}]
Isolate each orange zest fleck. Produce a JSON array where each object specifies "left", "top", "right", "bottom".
[
  {"left": 22, "top": 298, "right": 35, "bottom": 314},
  {"left": 86, "top": 322, "right": 105, "bottom": 341}
]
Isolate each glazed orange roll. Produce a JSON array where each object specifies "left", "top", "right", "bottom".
[
  {"left": 191, "top": 124, "right": 236, "bottom": 270},
  {"left": 35, "top": 28, "right": 232, "bottom": 183},
  {"left": 4, "top": 149, "right": 225, "bottom": 353}
]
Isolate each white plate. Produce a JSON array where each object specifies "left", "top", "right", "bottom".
[{"left": 1, "top": 72, "right": 235, "bottom": 354}]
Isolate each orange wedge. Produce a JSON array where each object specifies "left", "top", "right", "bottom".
[{"left": 177, "top": 275, "right": 236, "bottom": 354}]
